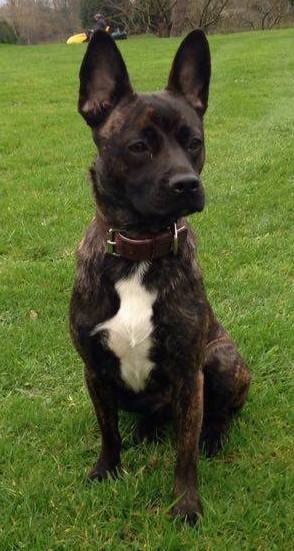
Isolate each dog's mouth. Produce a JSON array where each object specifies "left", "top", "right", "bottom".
[
  {"left": 97, "top": 177, "right": 205, "bottom": 234},
  {"left": 172, "top": 189, "right": 205, "bottom": 216},
  {"left": 121, "top": 203, "right": 204, "bottom": 236},
  {"left": 129, "top": 187, "right": 205, "bottom": 224}
]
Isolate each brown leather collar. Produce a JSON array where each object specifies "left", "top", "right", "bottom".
[{"left": 106, "top": 222, "right": 188, "bottom": 262}]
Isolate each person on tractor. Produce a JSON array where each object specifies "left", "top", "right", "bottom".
[{"left": 93, "top": 13, "right": 107, "bottom": 32}]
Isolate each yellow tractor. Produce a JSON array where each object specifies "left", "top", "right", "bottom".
[{"left": 66, "top": 27, "right": 126, "bottom": 44}]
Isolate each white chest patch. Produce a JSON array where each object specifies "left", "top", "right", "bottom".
[{"left": 91, "top": 263, "right": 157, "bottom": 392}]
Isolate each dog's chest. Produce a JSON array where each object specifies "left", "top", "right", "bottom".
[{"left": 92, "top": 264, "right": 157, "bottom": 392}]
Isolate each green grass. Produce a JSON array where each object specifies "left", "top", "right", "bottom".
[{"left": 0, "top": 29, "right": 293, "bottom": 549}]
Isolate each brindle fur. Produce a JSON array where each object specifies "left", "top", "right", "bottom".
[{"left": 70, "top": 30, "right": 250, "bottom": 524}]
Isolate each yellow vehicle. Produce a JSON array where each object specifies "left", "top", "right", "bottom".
[
  {"left": 66, "top": 27, "right": 126, "bottom": 45},
  {"left": 66, "top": 32, "right": 88, "bottom": 44},
  {"left": 66, "top": 27, "right": 112, "bottom": 45}
]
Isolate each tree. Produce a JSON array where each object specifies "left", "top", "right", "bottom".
[
  {"left": 189, "top": 0, "right": 230, "bottom": 31},
  {"left": 1, "top": 0, "right": 81, "bottom": 44},
  {"left": 80, "top": 0, "right": 105, "bottom": 28},
  {"left": 103, "top": 0, "right": 175, "bottom": 36},
  {"left": 0, "top": 19, "right": 17, "bottom": 43},
  {"left": 171, "top": 0, "right": 188, "bottom": 36},
  {"left": 242, "top": 0, "right": 289, "bottom": 29}
]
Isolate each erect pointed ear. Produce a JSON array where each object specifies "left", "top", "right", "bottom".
[
  {"left": 166, "top": 30, "right": 211, "bottom": 115},
  {"left": 78, "top": 31, "right": 133, "bottom": 127}
]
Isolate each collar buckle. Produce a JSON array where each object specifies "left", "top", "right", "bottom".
[
  {"left": 107, "top": 229, "right": 120, "bottom": 256},
  {"left": 172, "top": 222, "right": 185, "bottom": 255}
]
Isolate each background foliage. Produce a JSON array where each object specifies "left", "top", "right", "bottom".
[{"left": 0, "top": 0, "right": 293, "bottom": 43}]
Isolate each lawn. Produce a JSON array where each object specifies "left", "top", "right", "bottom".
[{"left": 0, "top": 28, "right": 293, "bottom": 550}]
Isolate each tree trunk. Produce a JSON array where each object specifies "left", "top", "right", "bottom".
[
  {"left": 170, "top": 0, "right": 188, "bottom": 36},
  {"left": 157, "top": 20, "right": 170, "bottom": 37}
]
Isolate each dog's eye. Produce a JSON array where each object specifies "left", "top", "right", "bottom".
[
  {"left": 128, "top": 141, "right": 149, "bottom": 154},
  {"left": 188, "top": 138, "right": 202, "bottom": 153}
]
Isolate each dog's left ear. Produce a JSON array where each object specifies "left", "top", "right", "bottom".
[
  {"left": 78, "top": 31, "right": 133, "bottom": 127},
  {"left": 166, "top": 30, "right": 211, "bottom": 115}
]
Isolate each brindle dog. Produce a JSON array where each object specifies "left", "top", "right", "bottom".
[{"left": 70, "top": 30, "right": 250, "bottom": 524}]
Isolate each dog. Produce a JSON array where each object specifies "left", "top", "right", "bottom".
[{"left": 70, "top": 30, "right": 250, "bottom": 524}]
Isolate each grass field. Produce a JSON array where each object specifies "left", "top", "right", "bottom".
[{"left": 0, "top": 28, "right": 293, "bottom": 550}]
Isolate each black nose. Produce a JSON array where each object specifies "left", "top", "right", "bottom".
[{"left": 169, "top": 174, "right": 200, "bottom": 194}]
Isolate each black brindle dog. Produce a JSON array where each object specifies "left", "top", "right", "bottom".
[{"left": 70, "top": 30, "right": 250, "bottom": 524}]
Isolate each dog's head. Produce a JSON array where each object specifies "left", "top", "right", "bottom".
[{"left": 78, "top": 30, "right": 211, "bottom": 231}]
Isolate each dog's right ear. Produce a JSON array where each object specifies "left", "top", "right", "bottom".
[{"left": 78, "top": 31, "right": 133, "bottom": 127}]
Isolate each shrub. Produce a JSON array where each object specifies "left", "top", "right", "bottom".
[{"left": 0, "top": 20, "right": 17, "bottom": 44}]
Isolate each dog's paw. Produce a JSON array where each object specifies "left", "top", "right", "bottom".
[
  {"left": 200, "top": 426, "right": 226, "bottom": 458},
  {"left": 87, "top": 461, "right": 121, "bottom": 482},
  {"left": 172, "top": 495, "right": 203, "bottom": 525},
  {"left": 134, "top": 420, "right": 163, "bottom": 445}
]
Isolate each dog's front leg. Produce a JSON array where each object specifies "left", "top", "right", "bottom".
[
  {"left": 85, "top": 367, "right": 121, "bottom": 481},
  {"left": 172, "top": 365, "right": 204, "bottom": 524}
]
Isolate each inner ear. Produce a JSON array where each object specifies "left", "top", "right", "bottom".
[
  {"left": 78, "top": 31, "right": 133, "bottom": 127},
  {"left": 166, "top": 30, "right": 211, "bottom": 115}
]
